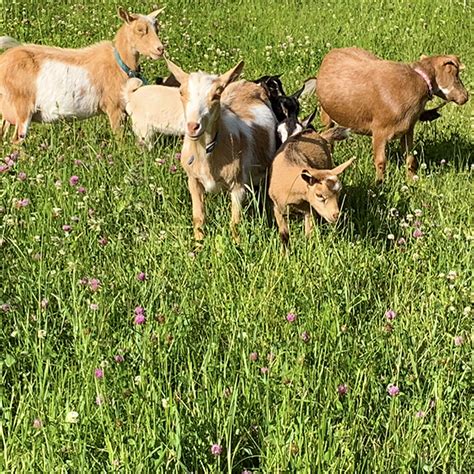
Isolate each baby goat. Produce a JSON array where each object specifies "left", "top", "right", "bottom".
[
  {"left": 316, "top": 48, "right": 468, "bottom": 181},
  {"left": 269, "top": 126, "right": 354, "bottom": 245},
  {"left": 122, "top": 78, "right": 185, "bottom": 148},
  {"left": 165, "top": 58, "right": 277, "bottom": 242},
  {"left": 254, "top": 75, "right": 316, "bottom": 144},
  {"left": 0, "top": 7, "right": 165, "bottom": 143}
]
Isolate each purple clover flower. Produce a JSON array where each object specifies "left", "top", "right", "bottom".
[
  {"left": 413, "top": 228, "right": 423, "bottom": 238},
  {"left": 286, "top": 312, "right": 297, "bottom": 323},
  {"left": 337, "top": 384, "right": 348, "bottom": 396},
  {"left": 249, "top": 352, "right": 259, "bottom": 362},
  {"left": 89, "top": 279, "right": 101, "bottom": 292},
  {"left": 210, "top": 444, "right": 222, "bottom": 456},
  {"left": 385, "top": 309, "right": 397, "bottom": 321},
  {"left": 69, "top": 175, "right": 79, "bottom": 186},
  {"left": 300, "top": 331, "right": 310, "bottom": 343},
  {"left": 94, "top": 368, "right": 104, "bottom": 379},
  {"left": 387, "top": 384, "right": 400, "bottom": 397}
]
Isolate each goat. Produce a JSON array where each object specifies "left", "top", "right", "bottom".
[
  {"left": 269, "top": 125, "right": 354, "bottom": 245},
  {"left": 122, "top": 73, "right": 303, "bottom": 149},
  {"left": 165, "top": 58, "right": 277, "bottom": 242},
  {"left": 315, "top": 47, "right": 468, "bottom": 181},
  {"left": 254, "top": 75, "right": 317, "bottom": 144},
  {"left": 122, "top": 78, "right": 185, "bottom": 148},
  {"left": 0, "top": 7, "right": 165, "bottom": 143}
]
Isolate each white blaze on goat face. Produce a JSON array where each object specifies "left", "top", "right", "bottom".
[
  {"left": 183, "top": 72, "right": 219, "bottom": 137},
  {"left": 35, "top": 61, "right": 100, "bottom": 122}
]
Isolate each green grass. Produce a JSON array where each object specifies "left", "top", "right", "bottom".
[{"left": 1, "top": 0, "right": 473, "bottom": 471}]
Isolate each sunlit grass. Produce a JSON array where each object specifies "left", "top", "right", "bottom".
[{"left": 0, "top": 0, "right": 472, "bottom": 471}]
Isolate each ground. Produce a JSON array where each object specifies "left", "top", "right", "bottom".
[{"left": 0, "top": 0, "right": 472, "bottom": 472}]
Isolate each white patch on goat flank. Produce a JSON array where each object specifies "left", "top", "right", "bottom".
[
  {"left": 247, "top": 104, "right": 276, "bottom": 156},
  {"left": 185, "top": 73, "right": 218, "bottom": 123},
  {"left": 35, "top": 61, "right": 100, "bottom": 122}
]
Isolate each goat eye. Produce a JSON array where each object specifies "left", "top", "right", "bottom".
[{"left": 316, "top": 194, "right": 326, "bottom": 202}]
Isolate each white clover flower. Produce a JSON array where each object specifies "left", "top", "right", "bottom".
[{"left": 65, "top": 411, "right": 79, "bottom": 423}]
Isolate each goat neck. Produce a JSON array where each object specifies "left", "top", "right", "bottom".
[
  {"left": 114, "top": 24, "right": 140, "bottom": 73},
  {"left": 410, "top": 60, "right": 437, "bottom": 100}
]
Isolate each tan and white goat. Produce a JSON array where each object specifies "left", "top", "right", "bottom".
[
  {"left": 122, "top": 78, "right": 185, "bottom": 148},
  {"left": 269, "top": 127, "right": 354, "bottom": 244},
  {"left": 0, "top": 7, "right": 165, "bottom": 143},
  {"left": 165, "top": 58, "right": 277, "bottom": 241}
]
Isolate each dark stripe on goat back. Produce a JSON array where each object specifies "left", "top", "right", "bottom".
[{"left": 283, "top": 130, "right": 333, "bottom": 169}]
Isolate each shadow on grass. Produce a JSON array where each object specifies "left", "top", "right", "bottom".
[{"left": 417, "top": 134, "right": 473, "bottom": 170}]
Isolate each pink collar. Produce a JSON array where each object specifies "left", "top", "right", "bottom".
[{"left": 414, "top": 68, "right": 433, "bottom": 99}]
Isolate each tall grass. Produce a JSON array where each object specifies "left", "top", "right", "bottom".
[{"left": 0, "top": 0, "right": 472, "bottom": 471}]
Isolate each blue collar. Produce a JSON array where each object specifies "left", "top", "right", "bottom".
[{"left": 114, "top": 48, "right": 148, "bottom": 85}]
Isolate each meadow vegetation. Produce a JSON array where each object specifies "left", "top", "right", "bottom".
[{"left": 0, "top": 0, "right": 472, "bottom": 471}]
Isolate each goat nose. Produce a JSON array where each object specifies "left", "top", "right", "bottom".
[
  {"left": 157, "top": 45, "right": 164, "bottom": 55},
  {"left": 332, "top": 212, "right": 339, "bottom": 221},
  {"left": 187, "top": 122, "right": 200, "bottom": 134}
]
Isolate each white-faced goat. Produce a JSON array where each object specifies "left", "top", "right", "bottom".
[
  {"left": 269, "top": 125, "right": 354, "bottom": 245},
  {"left": 165, "top": 58, "right": 277, "bottom": 242},
  {"left": 0, "top": 7, "right": 165, "bottom": 143}
]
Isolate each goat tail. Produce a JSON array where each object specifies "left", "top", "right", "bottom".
[
  {"left": 0, "top": 36, "right": 21, "bottom": 50},
  {"left": 122, "top": 78, "right": 143, "bottom": 106}
]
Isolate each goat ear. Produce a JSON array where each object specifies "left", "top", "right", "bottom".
[
  {"left": 321, "top": 126, "right": 350, "bottom": 144},
  {"left": 332, "top": 157, "right": 355, "bottom": 175},
  {"left": 219, "top": 61, "right": 244, "bottom": 88},
  {"left": 291, "top": 84, "right": 305, "bottom": 100},
  {"left": 301, "top": 169, "right": 319, "bottom": 186},
  {"left": 253, "top": 75, "right": 269, "bottom": 84},
  {"left": 302, "top": 77, "right": 317, "bottom": 96},
  {"left": 291, "top": 77, "right": 317, "bottom": 99},
  {"left": 118, "top": 7, "right": 137, "bottom": 23},
  {"left": 148, "top": 7, "right": 165, "bottom": 19},
  {"left": 164, "top": 57, "right": 188, "bottom": 85},
  {"left": 302, "top": 108, "right": 318, "bottom": 129}
]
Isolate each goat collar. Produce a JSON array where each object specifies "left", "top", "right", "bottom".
[
  {"left": 205, "top": 132, "right": 218, "bottom": 155},
  {"left": 114, "top": 48, "right": 148, "bottom": 85},
  {"left": 414, "top": 68, "right": 433, "bottom": 99}
]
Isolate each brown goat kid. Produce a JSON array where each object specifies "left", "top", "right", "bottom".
[
  {"left": 316, "top": 48, "right": 469, "bottom": 181},
  {"left": 0, "top": 7, "right": 165, "bottom": 143},
  {"left": 269, "top": 127, "right": 354, "bottom": 245}
]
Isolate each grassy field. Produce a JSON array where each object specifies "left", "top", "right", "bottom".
[{"left": 1, "top": 0, "right": 472, "bottom": 471}]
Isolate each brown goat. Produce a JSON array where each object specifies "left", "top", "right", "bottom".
[
  {"left": 269, "top": 127, "right": 354, "bottom": 244},
  {"left": 316, "top": 48, "right": 469, "bottom": 181},
  {"left": 0, "top": 7, "right": 165, "bottom": 143}
]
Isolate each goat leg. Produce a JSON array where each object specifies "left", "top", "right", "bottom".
[
  {"left": 401, "top": 126, "right": 417, "bottom": 179},
  {"left": 372, "top": 133, "right": 388, "bottom": 182},
  {"left": 230, "top": 186, "right": 246, "bottom": 244},
  {"left": 188, "top": 177, "right": 205, "bottom": 241},
  {"left": 273, "top": 204, "right": 290, "bottom": 245}
]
